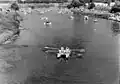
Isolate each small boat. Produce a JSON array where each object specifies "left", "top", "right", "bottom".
[
  {"left": 41, "top": 17, "right": 48, "bottom": 21},
  {"left": 69, "top": 16, "right": 74, "bottom": 20},
  {"left": 44, "top": 20, "right": 52, "bottom": 26},
  {"left": 93, "top": 19, "right": 98, "bottom": 22},
  {"left": 40, "top": 11, "right": 44, "bottom": 14}
]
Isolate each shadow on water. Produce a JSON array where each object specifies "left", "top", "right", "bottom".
[{"left": 111, "top": 21, "right": 120, "bottom": 36}]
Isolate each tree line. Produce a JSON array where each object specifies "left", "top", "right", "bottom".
[{"left": 17, "top": 0, "right": 68, "bottom": 3}]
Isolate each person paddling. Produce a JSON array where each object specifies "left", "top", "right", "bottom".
[
  {"left": 57, "top": 47, "right": 71, "bottom": 62},
  {"left": 57, "top": 47, "right": 65, "bottom": 58},
  {"left": 65, "top": 47, "right": 71, "bottom": 61}
]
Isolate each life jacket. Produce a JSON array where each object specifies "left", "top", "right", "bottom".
[
  {"left": 65, "top": 48, "right": 71, "bottom": 54},
  {"left": 59, "top": 49, "right": 65, "bottom": 55}
]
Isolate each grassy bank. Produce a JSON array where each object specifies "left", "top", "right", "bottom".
[{"left": 0, "top": 11, "right": 23, "bottom": 44}]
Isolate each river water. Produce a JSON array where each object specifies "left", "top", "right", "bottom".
[{"left": 0, "top": 8, "right": 119, "bottom": 84}]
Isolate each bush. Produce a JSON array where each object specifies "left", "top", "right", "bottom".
[
  {"left": 110, "top": 6, "right": 120, "bottom": 13},
  {"left": 10, "top": 2, "right": 19, "bottom": 11},
  {"left": 94, "top": 5, "right": 111, "bottom": 11}
]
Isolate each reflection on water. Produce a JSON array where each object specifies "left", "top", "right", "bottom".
[{"left": 111, "top": 21, "right": 120, "bottom": 36}]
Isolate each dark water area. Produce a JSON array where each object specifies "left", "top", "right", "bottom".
[{"left": 0, "top": 9, "right": 119, "bottom": 84}]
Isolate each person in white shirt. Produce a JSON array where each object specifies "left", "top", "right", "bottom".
[
  {"left": 65, "top": 47, "right": 71, "bottom": 61},
  {"left": 57, "top": 47, "right": 65, "bottom": 57}
]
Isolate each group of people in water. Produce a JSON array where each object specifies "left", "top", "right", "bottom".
[{"left": 57, "top": 47, "right": 71, "bottom": 62}]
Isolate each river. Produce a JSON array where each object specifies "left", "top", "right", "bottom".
[{"left": 0, "top": 8, "right": 119, "bottom": 84}]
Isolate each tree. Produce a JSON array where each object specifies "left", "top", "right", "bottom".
[{"left": 10, "top": 2, "right": 19, "bottom": 11}]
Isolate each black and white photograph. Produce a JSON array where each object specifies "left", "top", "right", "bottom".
[{"left": 0, "top": 0, "right": 118, "bottom": 84}]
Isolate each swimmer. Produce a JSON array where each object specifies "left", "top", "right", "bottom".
[
  {"left": 84, "top": 16, "right": 89, "bottom": 20},
  {"left": 44, "top": 20, "right": 52, "bottom": 26}
]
